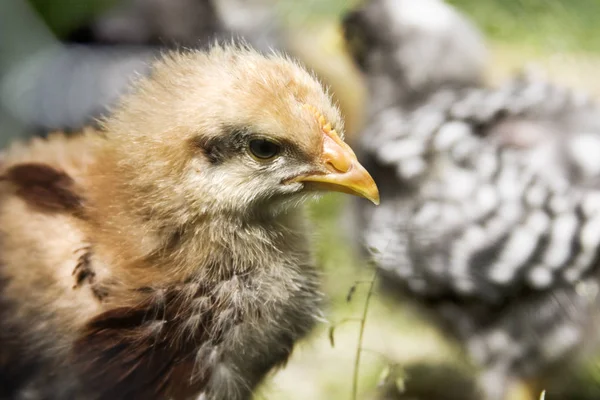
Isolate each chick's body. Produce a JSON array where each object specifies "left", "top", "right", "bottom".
[{"left": 0, "top": 45, "right": 378, "bottom": 400}]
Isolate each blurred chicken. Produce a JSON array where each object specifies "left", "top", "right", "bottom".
[
  {"left": 0, "top": 44, "right": 379, "bottom": 400},
  {"left": 2, "top": 0, "right": 364, "bottom": 140},
  {"left": 344, "top": 0, "right": 600, "bottom": 399}
]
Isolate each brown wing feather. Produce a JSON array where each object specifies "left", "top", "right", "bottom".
[
  {"left": 73, "top": 286, "right": 216, "bottom": 400},
  {"left": 0, "top": 133, "right": 102, "bottom": 398}
]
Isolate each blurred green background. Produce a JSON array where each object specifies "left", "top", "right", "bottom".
[
  {"left": 28, "top": 0, "right": 600, "bottom": 53},
  {"left": 16, "top": 0, "right": 600, "bottom": 399}
]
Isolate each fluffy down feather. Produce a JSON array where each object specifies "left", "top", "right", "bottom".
[{"left": 0, "top": 44, "right": 378, "bottom": 400}]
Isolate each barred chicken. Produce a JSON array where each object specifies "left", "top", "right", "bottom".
[
  {"left": 344, "top": 0, "right": 600, "bottom": 399},
  {"left": 0, "top": 44, "right": 379, "bottom": 400}
]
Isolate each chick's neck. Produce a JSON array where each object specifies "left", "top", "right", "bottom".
[{"left": 85, "top": 166, "right": 311, "bottom": 291}]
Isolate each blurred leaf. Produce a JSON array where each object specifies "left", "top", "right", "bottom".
[
  {"left": 328, "top": 325, "right": 336, "bottom": 348},
  {"left": 377, "top": 364, "right": 392, "bottom": 387},
  {"left": 27, "top": 0, "right": 118, "bottom": 37},
  {"left": 377, "top": 363, "right": 407, "bottom": 393},
  {"left": 346, "top": 283, "right": 357, "bottom": 303}
]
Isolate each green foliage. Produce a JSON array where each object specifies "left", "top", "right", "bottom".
[
  {"left": 446, "top": 0, "right": 600, "bottom": 53},
  {"left": 26, "top": 0, "right": 117, "bottom": 37},
  {"left": 27, "top": 0, "right": 600, "bottom": 54}
]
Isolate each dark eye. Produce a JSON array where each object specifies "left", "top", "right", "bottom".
[{"left": 248, "top": 139, "right": 280, "bottom": 160}]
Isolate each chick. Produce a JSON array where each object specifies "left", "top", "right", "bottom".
[
  {"left": 344, "top": 1, "right": 600, "bottom": 399},
  {"left": 0, "top": 44, "right": 379, "bottom": 400}
]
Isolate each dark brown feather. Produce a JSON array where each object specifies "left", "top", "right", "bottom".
[
  {"left": 3, "top": 163, "right": 83, "bottom": 213},
  {"left": 72, "top": 246, "right": 109, "bottom": 302},
  {"left": 73, "top": 285, "right": 216, "bottom": 400},
  {"left": 0, "top": 264, "right": 47, "bottom": 398}
]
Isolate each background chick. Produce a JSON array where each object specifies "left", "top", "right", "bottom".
[
  {"left": 0, "top": 44, "right": 378, "bottom": 400},
  {"left": 344, "top": 0, "right": 600, "bottom": 399}
]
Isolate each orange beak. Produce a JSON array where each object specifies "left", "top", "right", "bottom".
[{"left": 290, "top": 121, "right": 380, "bottom": 205}]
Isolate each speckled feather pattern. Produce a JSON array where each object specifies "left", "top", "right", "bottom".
[
  {"left": 359, "top": 74, "right": 600, "bottom": 398},
  {"left": 345, "top": 0, "right": 600, "bottom": 398},
  {"left": 362, "top": 74, "right": 600, "bottom": 294}
]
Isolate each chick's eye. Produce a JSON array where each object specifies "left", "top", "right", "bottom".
[{"left": 248, "top": 139, "right": 280, "bottom": 160}]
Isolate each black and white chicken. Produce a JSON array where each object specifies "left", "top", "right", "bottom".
[{"left": 343, "top": 0, "right": 600, "bottom": 399}]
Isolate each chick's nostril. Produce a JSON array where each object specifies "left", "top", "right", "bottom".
[
  {"left": 322, "top": 135, "right": 352, "bottom": 173},
  {"left": 325, "top": 160, "right": 351, "bottom": 174}
]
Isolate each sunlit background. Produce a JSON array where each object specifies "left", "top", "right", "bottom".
[{"left": 2, "top": 0, "right": 600, "bottom": 399}]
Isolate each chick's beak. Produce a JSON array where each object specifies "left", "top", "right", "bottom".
[{"left": 291, "top": 128, "right": 380, "bottom": 205}]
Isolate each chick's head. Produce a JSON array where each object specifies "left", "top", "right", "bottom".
[{"left": 99, "top": 44, "right": 379, "bottom": 219}]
